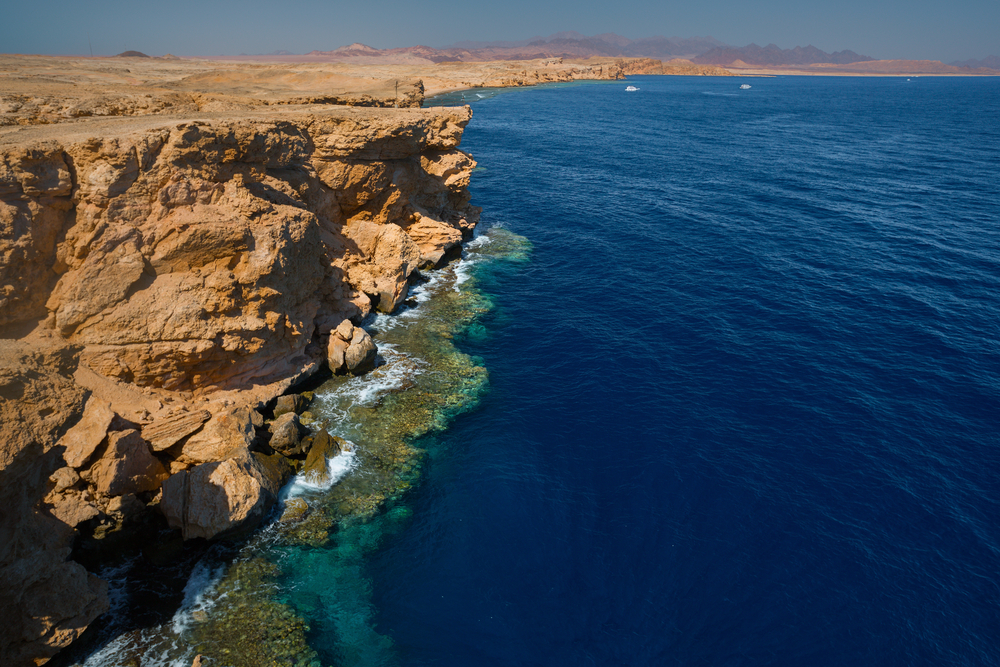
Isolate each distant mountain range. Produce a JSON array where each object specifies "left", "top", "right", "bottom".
[
  {"left": 305, "top": 32, "right": 727, "bottom": 64},
  {"left": 694, "top": 43, "right": 873, "bottom": 66},
  {"left": 950, "top": 55, "right": 1000, "bottom": 70},
  {"left": 218, "top": 34, "right": 999, "bottom": 74}
]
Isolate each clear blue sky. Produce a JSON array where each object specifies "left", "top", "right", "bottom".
[{"left": 1, "top": 0, "right": 997, "bottom": 63}]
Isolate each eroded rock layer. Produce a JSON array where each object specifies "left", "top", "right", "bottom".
[{"left": 0, "top": 104, "right": 479, "bottom": 666}]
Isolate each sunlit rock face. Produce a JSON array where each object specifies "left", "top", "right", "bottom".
[{"left": 0, "top": 104, "right": 480, "bottom": 666}]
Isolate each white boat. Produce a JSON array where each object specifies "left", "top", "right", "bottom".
[
  {"left": 626, "top": 85, "right": 639, "bottom": 91},
  {"left": 740, "top": 84, "right": 752, "bottom": 89}
]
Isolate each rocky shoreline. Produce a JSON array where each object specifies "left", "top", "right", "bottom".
[
  {"left": 0, "top": 99, "right": 485, "bottom": 665},
  {"left": 0, "top": 51, "right": 682, "bottom": 665}
]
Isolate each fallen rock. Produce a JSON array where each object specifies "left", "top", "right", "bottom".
[
  {"left": 326, "top": 319, "right": 378, "bottom": 375},
  {"left": 326, "top": 321, "right": 353, "bottom": 372},
  {"left": 59, "top": 397, "right": 114, "bottom": 469},
  {"left": 48, "top": 491, "right": 102, "bottom": 527},
  {"left": 345, "top": 327, "right": 378, "bottom": 375},
  {"left": 273, "top": 394, "right": 310, "bottom": 418},
  {"left": 176, "top": 406, "right": 259, "bottom": 465},
  {"left": 268, "top": 412, "right": 307, "bottom": 456},
  {"left": 159, "top": 449, "right": 289, "bottom": 540},
  {"left": 106, "top": 493, "right": 146, "bottom": 522},
  {"left": 89, "top": 430, "right": 168, "bottom": 497},
  {"left": 141, "top": 409, "right": 211, "bottom": 451},
  {"left": 302, "top": 429, "right": 347, "bottom": 485},
  {"left": 49, "top": 467, "right": 80, "bottom": 492}
]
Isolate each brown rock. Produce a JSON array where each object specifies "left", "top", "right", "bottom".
[
  {"left": 59, "top": 397, "right": 114, "bottom": 469},
  {"left": 302, "top": 429, "right": 346, "bottom": 485},
  {"left": 48, "top": 491, "right": 102, "bottom": 527},
  {"left": 141, "top": 409, "right": 211, "bottom": 451},
  {"left": 327, "top": 333, "right": 351, "bottom": 373},
  {"left": 49, "top": 467, "right": 80, "bottom": 492},
  {"left": 404, "top": 214, "right": 463, "bottom": 268},
  {"left": 176, "top": 406, "right": 258, "bottom": 465},
  {"left": 89, "top": 429, "right": 168, "bottom": 497},
  {"left": 268, "top": 412, "right": 307, "bottom": 456},
  {"left": 0, "top": 337, "right": 108, "bottom": 667},
  {"left": 343, "top": 219, "right": 421, "bottom": 312},
  {"left": 273, "top": 393, "right": 310, "bottom": 418},
  {"left": 345, "top": 326, "right": 378, "bottom": 375},
  {"left": 159, "top": 449, "right": 287, "bottom": 540},
  {"left": 278, "top": 497, "right": 309, "bottom": 523},
  {"left": 106, "top": 493, "right": 146, "bottom": 521}
]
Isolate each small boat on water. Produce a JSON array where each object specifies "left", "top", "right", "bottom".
[
  {"left": 740, "top": 84, "right": 752, "bottom": 89},
  {"left": 626, "top": 85, "right": 639, "bottom": 91}
]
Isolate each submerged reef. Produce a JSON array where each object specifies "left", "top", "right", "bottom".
[{"left": 51, "top": 228, "right": 530, "bottom": 667}]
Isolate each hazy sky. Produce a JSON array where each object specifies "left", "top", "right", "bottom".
[{"left": 2, "top": 0, "right": 997, "bottom": 63}]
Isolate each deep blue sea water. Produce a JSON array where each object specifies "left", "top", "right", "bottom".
[{"left": 368, "top": 76, "right": 1000, "bottom": 665}]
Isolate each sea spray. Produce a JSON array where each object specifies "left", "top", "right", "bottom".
[{"left": 67, "top": 226, "right": 530, "bottom": 667}]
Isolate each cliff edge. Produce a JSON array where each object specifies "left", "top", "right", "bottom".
[{"left": 0, "top": 104, "right": 479, "bottom": 666}]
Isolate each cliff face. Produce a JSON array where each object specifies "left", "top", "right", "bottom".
[{"left": 0, "top": 104, "right": 479, "bottom": 665}]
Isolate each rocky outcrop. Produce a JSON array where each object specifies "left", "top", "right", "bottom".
[
  {"left": 159, "top": 449, "right": 292, "bottom": 540},
  {"left": 327, "top": 319, "right": 378, "bottom": 375},
  {"left": 0, "top": 103, "right": 480, "bottom": 665},
  {"left": 0, "top": 335, "right": 108, "bottom": 667}
]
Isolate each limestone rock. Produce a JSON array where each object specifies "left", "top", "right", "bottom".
[
  {"left": 326, "top": 319, "right": 378, "bottom": 375},
  {"left": 302, "top": 429, "right": 347, "bottom": 485},
  {"left": 59, "top": 397, "right": 114, "bottom": 469},
  {"left": 268, "top": 412, "right": 307, "bottom": 457},
  {"left": 176, "top": 406, "right": 259, "bottom": 465},
  {"left": 345, "top": 327, "right": 378, "bottom": 375},
  {"left": 343, "top": 220, "right": 421, "bottom": 312},
  {"left": 89, "top": 429, "right": 168, "bottom": 497},
  {"left": 159, "top": 449, "right": 287, "bottom": 540},
  {"left": 141, "top": 409, "right": 211, "bottom": 451},
  {"left": 48, "top": 491, "right": 102, "bottom": 527},
  {"left": 49, "top": 467, "right": 80, "bottom": 492},
  {"left": 404, "top": 214, "right": 463, "bottom": 268},
  {"left": 0, "top": 99, "right": 483, "bottom": 665},
  {"left": 0, "top": 336, "right": 108, "bottom": 667},
  {"left": 105, "top": 493, "right": 146, "bottom": 521},
  {"left": 273, "top": 394, "right": 309, "bottom": 418}
]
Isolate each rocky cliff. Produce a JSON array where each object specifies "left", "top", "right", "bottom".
[{"left": 0, "top": 104, "right": 479, "bottom": 666}]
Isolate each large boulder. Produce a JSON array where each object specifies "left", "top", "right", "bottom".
[
  {"left": 273, "top": 394, "right": 310, "bottom": 418},
  {"left": 301, "top": 429, "right": 348, "bottom": 485},
  {"left": 141, "top": 409, "right": 211, "bottom": 451},
  {"left": 326, "top": 320, "right": 377, "bottom": 375},
  {"left": 59, "top": 397, "right": 114, "bottom": 469},
  {"left": 402, "top": 214, "right": 463, "bottom": 268},
  {"left": 268, "top": 412, "right": 307, "bottom": 457},
  {"left": 88, "top": 430, "right": 168, "bottom": 497},
  {"left": 175, "top": 406, "right": 261, "bottom": 465},
  {"left": 159, "top": 448, "right": 290, "bottom": 541}
]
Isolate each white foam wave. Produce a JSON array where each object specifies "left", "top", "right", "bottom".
[
  {"left": 81, "top": 635, "right": 191, "bottom": 667},
  {"left": 453, "top": 257, "right": 477, "bottom": 290},
  {"left": 170, "top": 561, "right": 226, "bottom": 636},
  {"left": 284, "top": 448, "right": 357, "bottom": 498}
]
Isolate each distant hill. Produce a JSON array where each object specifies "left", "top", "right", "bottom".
[
  {"left": 115, "top": 50, "right": 150, "bottom": 58},
  {"left": 694, "top": 43, "right": 873, "bottom": 66},
  {"left": 306, "top": 33, "right": 728, "bottom": 65},
  {"left": 950, "top": 56, "right": 1000, "bottom": 70}
]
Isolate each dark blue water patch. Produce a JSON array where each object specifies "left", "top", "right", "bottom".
[{"left": 370, "top": 76, "right": 1000, "bottom": 666}]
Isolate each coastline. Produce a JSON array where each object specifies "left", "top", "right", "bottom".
[{"left": 0, "top": 94, "right": 486, "bottom": 665}]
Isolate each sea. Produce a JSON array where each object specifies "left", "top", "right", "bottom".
[{"left": 60, "top": 75, "right": 1000, "bottom": 667}]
